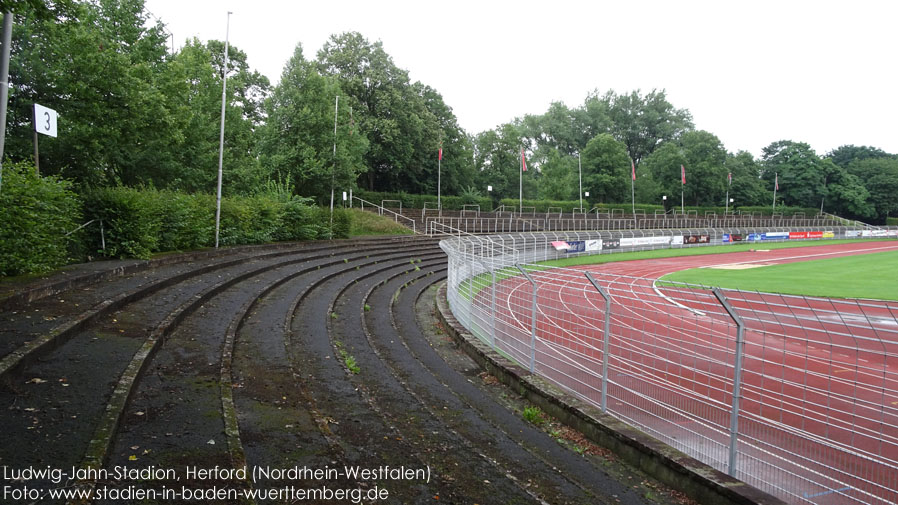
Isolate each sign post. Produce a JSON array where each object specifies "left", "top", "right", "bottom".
[{"left": 32, "top": 103, "right": 58, "bottom": 175}]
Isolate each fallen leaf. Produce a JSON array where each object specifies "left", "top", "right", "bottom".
[
  {"left": 129, "top": 455, "right": 137, "bottom": 461},
  {"left": 26, "top": 378, "right": 47, "bottom": 384},
  {"left": 130, "top": 446, "right": 139, "bottom": 451},
  {"left": 207, "top": 439, "right": 215, "bottom": 445}
]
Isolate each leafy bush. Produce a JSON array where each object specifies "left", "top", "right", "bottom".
[
  {"left": 0, "top": 163, "right": 82, "bottom": 276},
  {"left": 82, "top": 187, "right": 339, "bottom": 259},
  {"left": 331, "top": 208, "right": 351, "bottom": 239},
  {"left": 500, "top": 198, "right": 583, "bottom": 212},
  {"left": 355, "top": 190, "right": 492, "bottom": 211},
  {"left": 157, "top": 192, "right": 214, "bottom": 251},
  {"left": 82, "top": 186, "right": 162, "bottom": 259},
  {"left": 278, "top": 198, "right": 325, "bottom": 241},
  {"left": 887, "top": 217, "right": 897, "bottom": 226}
]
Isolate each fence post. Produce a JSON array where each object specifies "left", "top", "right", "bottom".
[
  {"left": 490, "top": 261, "right": 497, "bottom": 347},
  {"left": 515, "top": 264, "right": 537, "bottom": 373},
  {"left": 713, "top": 287, "right": 746, "bottom": 478},
  {"left": 585, "top": 272, "right": 612, "bottom": 413}
]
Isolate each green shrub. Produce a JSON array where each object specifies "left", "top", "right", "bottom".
[
  {"left": 355, "top": 190, "right": 492, "bottom": 211},
  {"left": 157, "top": 192, "right": 214, "bottom": 251},
  {"left": 885, "top": 217, "right": 897, "bottom": 226},
  {"left": 278, "top": 198, "right": 324, "bottom": 241},
  {"left": 331, "top": 208, "right": 351, "bottom": 239},
  {"left": 82, "top": 186, "right": 162, "bottom": 259},
  {"left": 0, "top": 163, "right": 81, "bottom": 276}
]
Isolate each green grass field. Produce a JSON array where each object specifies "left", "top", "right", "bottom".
[
  {"left": 659, "top": 249, "right": 898, "bottom": 300},
  {"left": 539, "top": 239, "right": 889, "bottom": 268},
  {"left": 459, "top": 239, "right": 895, "bottom": 301}
]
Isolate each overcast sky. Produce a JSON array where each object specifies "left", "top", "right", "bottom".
[{"left": 143, "top": 0, "right": 898, "bottom": 158}]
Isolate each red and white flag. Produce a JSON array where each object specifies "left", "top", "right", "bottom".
[
  {"left": 438, "top": 147, "right": 442, "bottom": 161},
  {"left": 521, "top": 148, "right": 527, "bottom": 172},
  {"left": 681, "top": 164, "right": 686, "bottom": 185},
  {"left": 775, "top": 173, "right": 779, "bottom": 190},
  {"left": 631, "top": 159, "right": 636, "bottom": 181},
  {"left": 727, "top": 172, "right": 732, "bottom": 185}
]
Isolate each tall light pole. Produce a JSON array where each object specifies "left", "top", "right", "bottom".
[
  {"left": 214, "top": 11, "right": 232, "bottom": 249},
  {"left": 578, "top": 152, "right": 582, "bottom": 210},
  {"left": 330, "top": 95, "right": 338, "bottom": 229},
  {"left": 0, "top": 11, "right": 12, "bottom": 195}
]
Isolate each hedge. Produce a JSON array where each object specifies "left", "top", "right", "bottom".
[
  {"left": 81, "top": 188, "right": 349, "bottom": 260},
  {"left": 354, "top": 190, "right": 493, "bottom": 211},
  {"left": 0, "top": 163, "right": 82, "bottom": 276},
  {"left": 887, "top": 217, "right": 898, "bottom": 226}
]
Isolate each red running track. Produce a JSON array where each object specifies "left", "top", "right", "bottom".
[{"left": 476, "top": 241, "right": 898, "bottom": 505}]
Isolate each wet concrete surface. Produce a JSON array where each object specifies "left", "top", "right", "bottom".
[{"left": 0, "top": 237, "right": 696, "bottom": 505}]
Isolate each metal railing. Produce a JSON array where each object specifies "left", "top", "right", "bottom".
[
  {"left": 441, "top": 228, "right": 898, "bottom": 505},
  {"left": 66, "top": 219, "right": 106, "bottom": 252},
  {"left": 353, "top": 197, "right": 417, "bottom": 233}
]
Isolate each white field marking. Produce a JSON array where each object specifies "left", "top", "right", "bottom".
[
  {"left": 706, "top": 263, "right": 770, "bottom": 270},
  {"left": 704, "top": 243, "right": 898, "bottom": 270}
]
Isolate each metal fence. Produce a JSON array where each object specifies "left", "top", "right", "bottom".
[{"left": 440, "top": 228, "right": 898, "bottom": 505}]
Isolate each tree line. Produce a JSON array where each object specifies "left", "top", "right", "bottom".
[{"left": 2, "top": 0, "right": 897, "bottom": 224}]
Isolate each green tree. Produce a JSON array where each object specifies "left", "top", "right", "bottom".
[
  {"left": 845, "top": 157, "right": 898, "bottom": 222},
  {"left": 724, "top": 151, "right": 767, "bottom": 207},
  {"left": 761, "top": 140, "right": 827, "bottom": 209},
  {"left": 259, "top": 44, "right": 367, "bottom": 202},
  {"left": 826, "top": 144, "right": 894, "bottom": 169},
  {"left": 601, "top": 89, "right": 694, "bottom": 164},
  {"left": 537, "top": 148, "right": 577, "bottom": 201},
  {"left": 581, "top": 133, "right": 630, "bottom": 203},
  {"left": 473, "top": 123, "right": 534, "bottom": 202},
  {"left": 317, "top": 32, "right": 466, "bottom": 195},
  {"left": 641, "top": 131, "right": 727, "bottom": 207},
  {"left": 820, "top": 159, "right": 874, "bottom": 219},
  {"left": 418, "top": 85, "right": 474, "bottom": 196},
  {"left": 6, "top": 0, "right": 177, "bottom": 186},
  {"left": 157, "top": 38, "right": 269, "bottom": 194}
]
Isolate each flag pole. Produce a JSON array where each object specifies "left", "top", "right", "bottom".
[
  {"left": 214, "top": 11, "right": 232, "bottom": 249},
  {"left": 630, "top": 158, "right": 636, "bottom": 219},
  {"left": 519, "top": 148, "right": 523, "bottom": 213},
  {"left": 680, "top": 164, "right": 685, "bottom": 215},
  {"left": 437, "top": 139, "right": 442, "bottom": 213},
  {"left": 772, "top": 172, "right": 778, "bottom": 213},
  {"left": 724, "top": 172, "right": 731, "bottom": 220}
]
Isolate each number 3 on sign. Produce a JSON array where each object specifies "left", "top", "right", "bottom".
[{"left": 33, "top": 104, "right": 58, "bottom": 138}]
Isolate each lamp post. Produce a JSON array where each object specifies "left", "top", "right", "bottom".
[
  {"left": 214, "top": 11, "right": 232, "bottom": 249},
  {"left": 578, "top": 152, "right": 582, "bottom": 210}
]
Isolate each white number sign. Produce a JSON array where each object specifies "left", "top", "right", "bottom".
[{"left": 33, "top": 104, "right": 58, "bottom": 138}]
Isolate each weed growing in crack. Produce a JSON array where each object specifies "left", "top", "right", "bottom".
[
  {"left": 523, "top": 406, "right": 546, "bottom": 426},
  {"left": 338, "top": 348, "right": 361, "bottom": 374}
]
